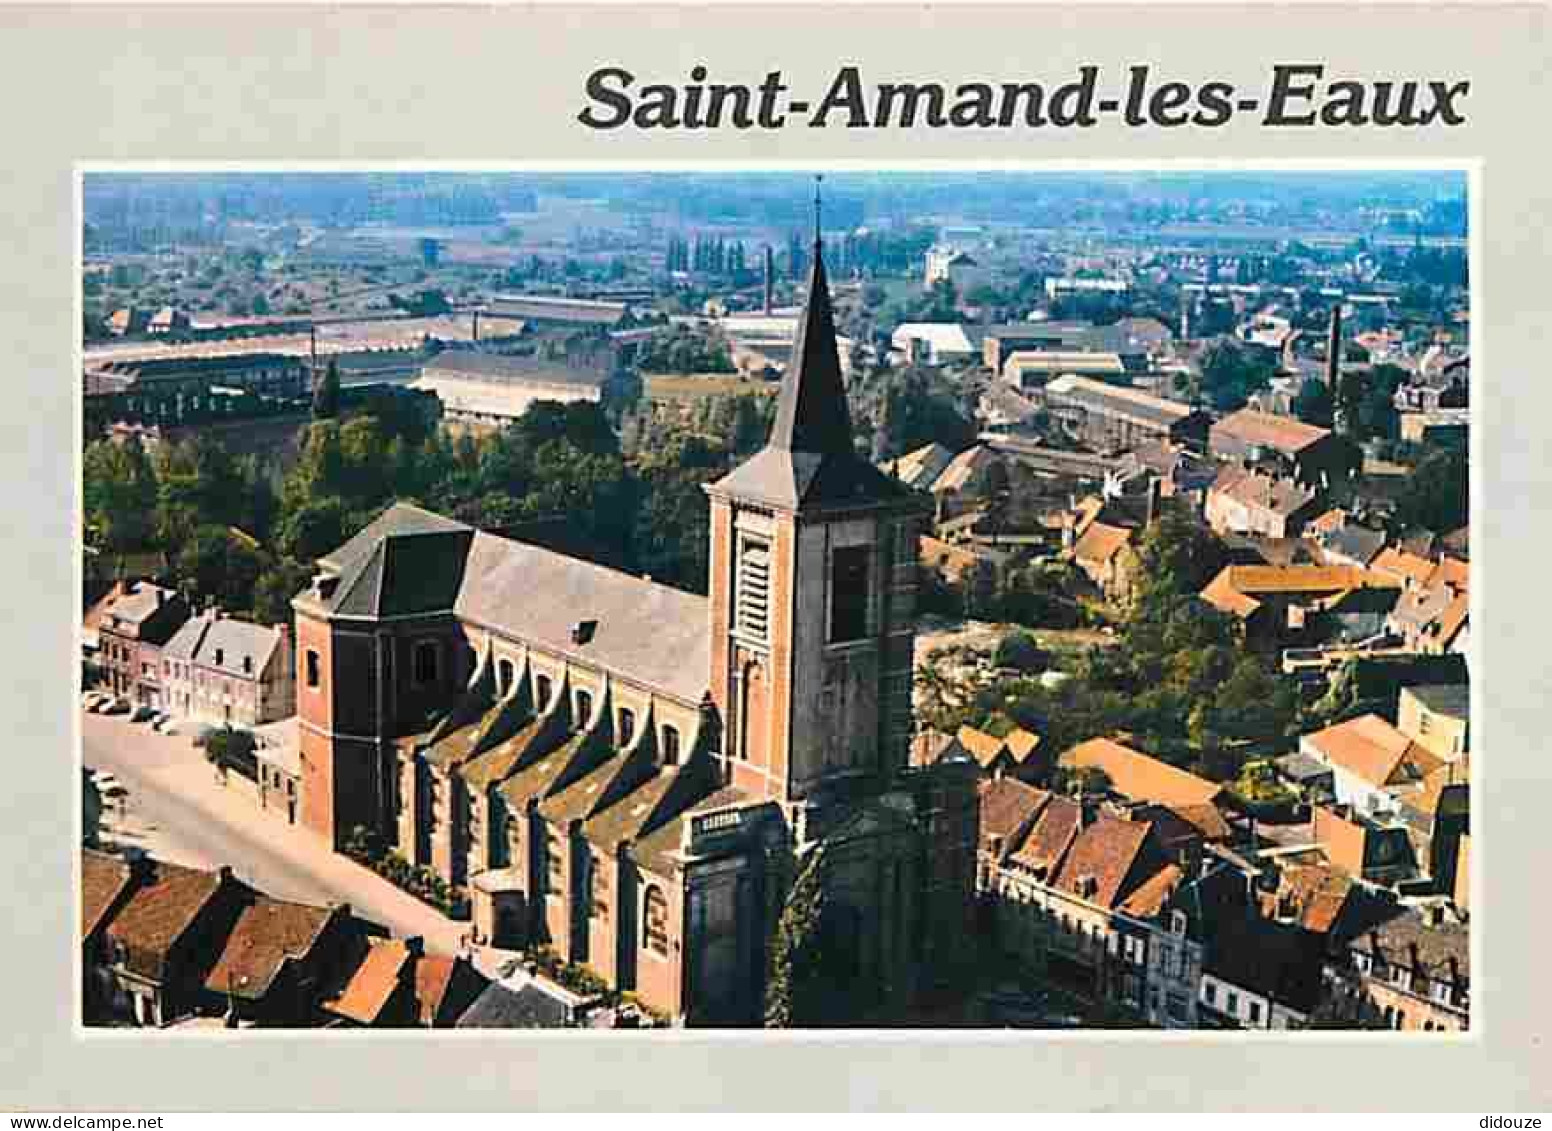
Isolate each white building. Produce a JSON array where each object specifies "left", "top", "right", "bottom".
[{"left": 162, "top": 611, "right": 295, "bottom": 728}]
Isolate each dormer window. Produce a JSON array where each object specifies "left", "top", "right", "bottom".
[
  {"left": 662, "top": 725, "right": 681, "bottom": 766},
  {"left": 618, "top": 707, "right": 635, "bottom": 746},
  {"left": 575, "top": 689, "right": 593, "bottom": 726},
  {"left": 536, "top": 674, "right": 553, "bottom": 712}
]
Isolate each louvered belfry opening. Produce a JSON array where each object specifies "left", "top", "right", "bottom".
[{"left": 736, "top": 536, "right": 771, "bottom": 642}]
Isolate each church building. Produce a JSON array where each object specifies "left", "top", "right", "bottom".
[{"left": 291, "top": 229, "right": 978, "bottom": 1025}]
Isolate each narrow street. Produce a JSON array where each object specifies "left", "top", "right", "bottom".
[{"left": 81, "top": 710, "right": 473, "bottom": 961}]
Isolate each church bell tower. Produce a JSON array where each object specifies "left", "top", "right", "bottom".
[{"left": 704, "top": 183, "right": 930, "bottom": 808}]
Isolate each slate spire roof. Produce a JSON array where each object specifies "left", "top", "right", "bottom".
[
  {"left": 768, "top": 236, "right": 855, "bottom": 458},
  {"left": 708, "top": 226, "right": 917, "bottom": 512}
]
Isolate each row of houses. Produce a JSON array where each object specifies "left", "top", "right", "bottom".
[
  {"left": 81, "top": 849, "right": 497, "bottom": 1029},
  {"left": 940, "top": 724, "right": 1470, "bottom": 1031},
  {"left": 87, "top": 581, "right": 295, "bottom": 728}
]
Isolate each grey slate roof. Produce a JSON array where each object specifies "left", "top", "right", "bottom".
[
  {"left": 456, "top": 979, "right": 576, "bottom": 1028},
  {"left": 456, "top": 531, "right": 710, "bottom": 704},
  {"left": 1325, "top": 523, "right": 1387, "bottom": 566},
  {"left": 330, "top": 530, "right": 473, "bottom": 619},
  {"left": 163, "top": 612, "right": 284, "bottom": 678},
  {"left": 710, "top": 445, "right": 916, "bottom": 511},
  {"left": 1407, "top": 683, "right": 1469, "bottom": 721},
  {"left": 304, "top": 503, "right": 710, "bottom": 703},
  {"left": 316, "top": 503, "right": 471, "bottom": 576}
]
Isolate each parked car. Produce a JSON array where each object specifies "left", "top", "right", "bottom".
[{"left": 101, "top": 698, "right": 130, "bottom": 716}]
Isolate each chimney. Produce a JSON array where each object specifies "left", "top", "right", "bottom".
[
  {"left": 472, "top": 309, "right": 481, "bottom": 342},
  {"left": 1325, "top": 304, "right": 1343, "bottom": 388},
  {"left": 763, "top": 246, "right": 775, "bottom": 315},
  {"left": 217, "top": 865, "right": 234, "bottom": 882},
  {"left": 154, "top": 588, "right": 166, "bottom": 608}
]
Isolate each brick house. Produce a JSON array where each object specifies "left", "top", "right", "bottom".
[
  {"left": 98, "top": 860, "right": 251, "bottom": 1027},
  {"left": 1208, "top": 408, "right": 1361, "bottom": 490},
  {"left": 81, "top": 849, "right": 142, "bottom": 1022},
  {"left": 1204, "top": 466, "right": 1323, "bottom": 540},
  {"left": 1070, "top": 521, "right": 1136, "bottom": 604},
  {"left": 1323, "top": 905, "right": 1470, "bottom": 1031},
  {"left": 95, "top": 581, "right": 191, "bottom": 708},
  {"left": 291, "top": 237, "right": 979, "bottom": 1026},
  {"left": 975, "top": 781, "right": 1201, "bottom": 1024},
  {"left": 162, "top": 610, "right": 296, "bottom": 727},
  {"left": 1199, "top": 564, "right": 1400, "bottom": 648},
  {"left": 1397, "top": 684, "right": 1469, "bottom": 762},
  {"left": 201, "top": 897, "right": 359, "bottom": 1027}
]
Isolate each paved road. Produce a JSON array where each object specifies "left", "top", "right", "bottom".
[{"left": 82, "top": 711, "right": 470, "bottom": 958}]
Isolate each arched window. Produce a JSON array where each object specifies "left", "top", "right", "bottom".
[
  {"left": 575, "top": 689, "right": 593, "bottom": 726},
  {"left": 497, "top": 658, "right": 516, "bottom": 698},
  {"left": 618, "top": 707, "right": 635, "bottom": 746},
  {"left": 413, "top": 640, "right": 440, "bottom": 688},
  {"left": 662, "top": 725, "right": 680, "bottom": 766},
  {"left": 643, "top": 884, "right": 669, "bottom": 956},
  {"left": 536, "top": 674, "right": 553, "bottom": 711}
]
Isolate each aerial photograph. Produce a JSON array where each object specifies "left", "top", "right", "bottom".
[{"left": 78, "top": 169, "right": 1470, "bottom": 1032}]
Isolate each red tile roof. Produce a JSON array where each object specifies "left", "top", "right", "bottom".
[
  {"left": 1372, "top": 547, "right": 1436, "bottom": 588},
  {"left": 413, "top": 954, "right": 490, "bottom": 1027},
  {"left": 105, "top": 861, "right": 232, "bottom": 980},
  {"left": 81, "top": 849, "right": 135, "bottom": 944},
  {"left": 1010, "top": 794, "right": 1083, "bottom": 873},
  {"left": 978, "top": 777, "right": 1050, "bottom": 848},
  {"left": 203, "top": 898, "right": 336, "bottom": 1000},
  {"left": 1051, "top": 814, "right": 1154, "bottom": 909},
  {"left": 1305, "top": 714, "right": 1443, "bottom": 789},
  {"left": 1213, "top": 408, "right": 1330, "bottom": 454},
  {"left": 1074, "top": 521, "right": 1133, "bottom": 567},
  {"left": 1062, "top": 737, "right": 1222, "bottom": 808},
  {"left": 1118, "top": 861, "right": 1184, "bottom": 918},
  {"left": 326, "top": 939, "right": 410, "bottom": 1024}
]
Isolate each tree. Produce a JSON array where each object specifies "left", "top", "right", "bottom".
[
  {"left": 1198, "top": 341, "right": 1274, "bottom": 412},
  {"left": 204, "top": 726, "right": 256, "bottom": 773},
  {"left": 252, "top": 557, "right": 314, "bottom": 625},
  {"left": 312, "top": 359, "right": 341, "bottom": 420},
  {"left": 276, "top": 497, "right": 348, "bottom": 562},
  {"left": 1393, "top": 447, "right": 1468, "bottom": 533},
  {"left": 175, "top": 525, "right": 264, "bottom": 611},
  {"left": 994, "top": 630, "right": 1048, "bottom": 673},
  {"left": 1129, "top": 513, "right": 1223, "bottom": 607},
  {"left": 82, "top": 438, "right": 157, "bottom": 551},
  {"left": 765, "top": 848, "right": 830, "bottom": 1028},
  {"left": 1051, "top": 765, "right": 1111, "bottom": 798}
]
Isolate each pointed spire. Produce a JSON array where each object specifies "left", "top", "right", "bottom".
[{"left": 769, "top": 178, "right": 854, "bottom": 457}]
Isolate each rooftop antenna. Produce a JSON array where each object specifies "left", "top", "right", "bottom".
[{"left": 813, "top": 174, "right": 823, "bottom": 245}]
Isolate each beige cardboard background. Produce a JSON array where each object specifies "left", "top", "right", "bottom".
[{"left": 2, "top": 2, "right": 1547, "bottom": 1110}]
